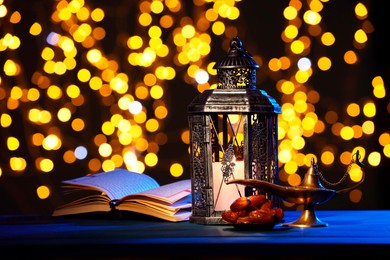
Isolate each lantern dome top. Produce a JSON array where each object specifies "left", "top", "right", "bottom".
[
  {"left": 188, "top": 36, "right": 280, "bottom": 114},
  {"left": 213, "top": 36, "right": 259, "bottom": 69},
  {"left": 213, "top": 37, "right": 259, "bottom": 89}
]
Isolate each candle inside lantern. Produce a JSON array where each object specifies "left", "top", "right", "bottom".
[{"left": 212, "top": 160, "right": 245, "bottom": 211}]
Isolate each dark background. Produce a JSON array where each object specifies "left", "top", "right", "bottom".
[{"left": 0, "top": 0, "right": 388, "bottom": 215}]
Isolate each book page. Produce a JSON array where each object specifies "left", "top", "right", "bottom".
[
  {"left": 122, "top": 203, "right": 192, "bottom": 222},
  {"left": 122, "top": 179, "right": 191, "bottom": 204},
  {"left": 52, "top": 195, "right": 111, "bottom": 216},
  {"left": 118, "top": 194, "right": 192, "bottom": 214},
  {"left": 62, "top": 168, "right": 160, "bottom": 200}
]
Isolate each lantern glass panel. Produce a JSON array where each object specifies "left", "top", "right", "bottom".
[{"left": 209, "top": 113, "right": 246, "bottom": 211}]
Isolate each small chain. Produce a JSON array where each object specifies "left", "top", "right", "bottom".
[
  {"left": 318, "top": 163, "right": 351, "bottom": 186},
  {"left": 317, "top": 152, "right": 359, "bottom": 186}
]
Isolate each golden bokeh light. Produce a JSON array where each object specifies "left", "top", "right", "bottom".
[{"left": 0, "top": 0, "right": 387, "bottom": 211}]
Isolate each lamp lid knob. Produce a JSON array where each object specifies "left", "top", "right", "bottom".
[{"left": 300, "top": 158, "right": 325, "bottom": 189}]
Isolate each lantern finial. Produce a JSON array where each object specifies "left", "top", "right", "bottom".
[{"left": 213, "top": 36, "right": 259, "bottom": 90}]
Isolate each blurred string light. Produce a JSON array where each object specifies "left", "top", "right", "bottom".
[
  {"left": 0, "top": 0, "right": 388, "bottom": 206},
  {"left": 274, "top": 0, "right": 388, "bottom": 200}
]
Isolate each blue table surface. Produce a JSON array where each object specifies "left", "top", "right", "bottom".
[{"left": 1, "top": 210, "right": 390, "bottom": 258}]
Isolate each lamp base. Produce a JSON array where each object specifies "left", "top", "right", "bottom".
[{"left": 281, "top": 208, "right": 328, "bottom": 228}]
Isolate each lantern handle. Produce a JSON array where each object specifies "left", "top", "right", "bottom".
[{"left": 230, "top": 36, "right": 252, "bottom": 59}]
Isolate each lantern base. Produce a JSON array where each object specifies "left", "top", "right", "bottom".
[{"left": 189, "top": 215, "right": 226, "bottom": 225}]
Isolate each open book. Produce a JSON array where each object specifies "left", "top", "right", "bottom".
[{"left": 52, "top": 168, "right": 192, "bottom": 222}]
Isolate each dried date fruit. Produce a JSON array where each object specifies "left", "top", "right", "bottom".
[
  {"left": 275, "top": 207, "right": 284, "bottom": 221},
  {"left": 237, "top": 210, "right": 249, "bottom": 217},
  {"left": 248, "top": 194, "right": 266, "bottom": 210},
  {"left": 221, "top": 210, "right": 239, "bottom": 223},
  {"left": 230, "top": 196, "right": 251, "bottom": 212},
  {"left": 236, "top": 216, "right": 250, "bottom": 224},
  {"left": 223, "top": 195, "right": 285, "bottom": 225},
  {"left": 248, "top": 208, "right": 276, "bottom": 224},
  {"left": 260, "top": 199, "right": 273, "bottom": 210}
]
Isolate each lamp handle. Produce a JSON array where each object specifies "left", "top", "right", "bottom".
[{"left": 335, "top": 150, "right": 367, "bottom": 195}]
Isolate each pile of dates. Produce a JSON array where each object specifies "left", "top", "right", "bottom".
[{"left": 221, "top": 194, "right": 284, "bottom": 225}]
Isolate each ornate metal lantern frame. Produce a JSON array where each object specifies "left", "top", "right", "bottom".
[{"left": 188, "top": 37, "right": 281, "bottom": 224}]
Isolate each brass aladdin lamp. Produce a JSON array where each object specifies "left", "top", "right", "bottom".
[{"left": 227, "top": 150, "right": 367, "bottom": 228}]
